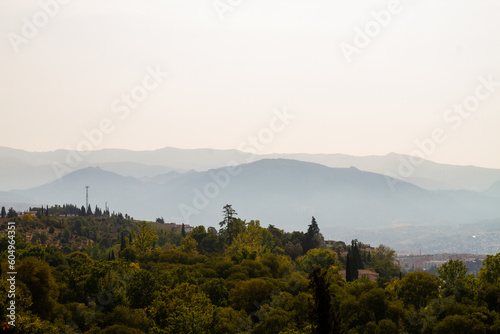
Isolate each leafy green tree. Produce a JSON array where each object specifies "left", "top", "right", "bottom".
[
  {"left": 199, "top": 232, "right": 220, "bottom": 254},
  {"left": 1, "top": 206, "right": 6, "bottom": 218},
  {"left": 120, "top": 247, "right": 137, "bottom": 262},
  {"left": 39, "top": 232, "right": 48, "bottom": 245},
  {"left": 478, "top": 252, "right": 500, "bottom": 284},
  {"left": 437, "top": 259, "right": 468, "bottom": 297},
  {"left": 253, "top": 292, "right": 311, "bottom": 334},
  {"left": 181, "top": 235, "right": 198, "bottom": 254},
  {"left": 214, "top": 307, "right": 251, "bottom": 334},
  {"left": 370, "top": 244, "right": 400, "bottom": 280},
  {"left": 297, "top": 248, "right": 337, "bottom": 273},
  {"left": 438, "top": 259, "right": 468, "bottom": 285},
  {"left": 228, "top": 220, "right": 267, "bottom": 257},
  {"left": 127, "top": 270, "right": 159, "bottom": 309},
  {"left": 202, "top": 278, "right": 230, "bottom": 307},
  {"left": 103, "top": 306, "right": 152, "bottom": 332},
  {"left": 62, "top": 226, "right": 71, "bottom": 243},
  {"left": 433, "top": 314, "right": 488, "bottom": 334},
  {"left": 261, "top": 252, "right": 293, "bottom": 279},
  {"left": 131, "top": 221, "right": 158, "bottom": 257},
  {"left": 229, "top": 278, "right": 279, "bottom": 313},
  {"left": 190, "top": 225, "right": 207, "bottom": 243},
  {"left": 62, "top": 252, "right": 94, "bottom": 303},
  {"left": 0, "top": 277, "right": 33, "bottom": 321},
  {"left": 149, "top": 283, "right": 216, "bottom": 333},
  {"left": 396, "top": 271, "right": 439, "bottom": 309},
  {"left": 17, "top": 257, "right": 59, "bottom": 320}
]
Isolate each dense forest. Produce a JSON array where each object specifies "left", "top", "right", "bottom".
[{"left": 0, "top": 204, "right": 499, "bottom": 333}]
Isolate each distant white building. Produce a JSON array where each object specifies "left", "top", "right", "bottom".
[{"left": 423, "top": 260, "right": 447, "bottom": 270}]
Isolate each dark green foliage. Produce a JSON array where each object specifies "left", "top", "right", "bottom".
[
  {"left": 79, "top": 205, "right": 86, "bottom": 216},
  {"left": 220, "top": 204, "right": 237, "bottom": 245},
  {"left": 303, "top": 216, "right": 322, "bottom": 253},
  {"left": 17, "top": 257, "right": 59, "bottom": 320},
  {"left": 346, "top": 240, "right": 364, "bottom": 282},
  {"left": 127, "top": 270, "right": 159, "bottom": 309},
  {"left": 1, "top": 208, "right": 500, "bottom": 333},
  {"left": 346, "top": 251, "right": 357, "bottom": 282},
  {"left": 309, "top": 268, "right": 338, "bottom": 334},
  {"left": 397, "top": 271, "right": 439, "bottom": 309},
  {"left": 202, "top": 278, "right": 230, "bottom": 307},
  {"left": 7, "top": 207, "right": 17, "bottom": 218}
]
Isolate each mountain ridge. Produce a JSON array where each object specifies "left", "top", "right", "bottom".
[{"left": 4, "top": 159, "right": 498, "bottom": 235}]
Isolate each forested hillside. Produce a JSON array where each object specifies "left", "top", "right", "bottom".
[{"left": 1, "top": 205, "right": 499, "bottom": 333}]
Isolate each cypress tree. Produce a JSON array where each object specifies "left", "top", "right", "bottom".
[
  {"left": 303, "top": 216, "right": 322, "bottom": 253},
  {"left": 346, "top": 250, "right": 359, "bottom": 282},
  {"left": 120, "top": 233, "right": 126, "bottom": 251},
  {"left": 310, "top": 268, "right": 336, "bottom": 334}
]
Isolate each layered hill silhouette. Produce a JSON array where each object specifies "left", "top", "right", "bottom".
[
  {"left": 2, "top": 146, "right": 500, "bottom": 192},
  {"left": 8, "top": 159, "right": 500, "bottom": 234}
]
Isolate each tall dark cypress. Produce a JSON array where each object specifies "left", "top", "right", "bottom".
[
  {"left": 310, "top": 268, "right": 341, "bottom": 334},
  {"left": 120, "top": 233, "right": 126, "bottom": 252},
  {"left": 346, "top": 252, "right": 352, "bottom": 282},
  {"left": 303, "top": 216, "right": 321, "bottom": 253},
  {"left": 346, "top": 250, "right": 358, "bottom": 282}
]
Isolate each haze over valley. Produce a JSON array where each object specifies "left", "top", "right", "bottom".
[{"left": 1, "top": 146, "right": 499, "bottom": 254}]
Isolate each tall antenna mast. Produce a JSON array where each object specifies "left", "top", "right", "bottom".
[{"left": 85, "top": 186, "right": 89, "bottom": 209}]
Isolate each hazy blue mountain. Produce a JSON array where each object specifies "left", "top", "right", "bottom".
[
  {"left": 0, "top": 191, "right": 35, "bottom": 212},
  {"left": 0, "top": 146, "right": 248, "bottom": 191},
  {"left": 9, "top": 159, "right": 499, "bottom": 236},
  {"left": 484, "top": 181, "right": 500, "bottom": 198},
  {"left": 13, "top": 167, "right": 151, "bottom": 217},
  {"left": 262, "top": 152, "right": 500, "bottom": 191},
  {"left": 2, "top": 146, "right": 500, "bottom": 192},
  {"left": 96, "top": 162, "right": 183, "bottom": 178},
  {"left": 0, "top": 158, "right": 60, "bottom": 191},
  {"left": 147, "top": 159, "right": 500, "bottom": 231}
]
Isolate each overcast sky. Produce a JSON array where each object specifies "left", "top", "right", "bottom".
[{"left": 1, "top": 0, "right": 500, "bottom": 168}]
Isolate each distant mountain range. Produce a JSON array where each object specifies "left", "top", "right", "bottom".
[
  {"left": 2, "top": 147, "right": 500, "bottom": 253},
  {"left": 2, "top": 146, "right": 500, "bottom": 192},
  {"left": 2, "top": 157, "right": 498, "bottom": 228}
]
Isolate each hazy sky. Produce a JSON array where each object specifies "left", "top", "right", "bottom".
[{"left": 1, "top": 0, "right": 500, "bottom": 168}]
